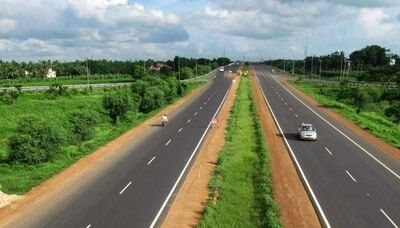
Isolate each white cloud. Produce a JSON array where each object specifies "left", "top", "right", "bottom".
[
  {"left": 358, "top": 8, "right": 396, "bottom": 38},
  {"left": 0, "top": 18, "right": 16, "bottom": 31},
  {"left": 204, "top": 6, "right": 228, "bottom": 18}
]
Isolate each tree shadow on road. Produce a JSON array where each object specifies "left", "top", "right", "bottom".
[{"left": 276, "top": 133, "right": 299, "bottom": 141}]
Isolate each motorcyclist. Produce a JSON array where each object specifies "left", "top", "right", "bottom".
[{"left": 162, "top": 114, "right": 168, "bottom": 126}]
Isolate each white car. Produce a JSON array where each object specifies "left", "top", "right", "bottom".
[
  {"left": 297, "top": 123, "right": 317, "bottom": 141},
  {"left": 219, "top": 67, "right": 225, "bottom": 72}
]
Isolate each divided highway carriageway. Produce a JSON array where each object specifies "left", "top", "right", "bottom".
[{"left": 253, "top": 64, "right": 400, "bottom": 228}]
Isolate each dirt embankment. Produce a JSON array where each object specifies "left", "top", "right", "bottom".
[
  {"left": 250, "top": 72, "right": 321, "bottom": 228},
  {"left": 161, "top": 74, "right": 240, "bottom": 228},
  {"left": 0, "top": 83, "right": 209, "bottom": 226},
  {"left": 280, "top": 77, "right": 400, "bottom": 162}
]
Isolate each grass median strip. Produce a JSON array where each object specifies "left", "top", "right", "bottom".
[{"left": 198, "top": 76, "right": 281, "bottom": 228}]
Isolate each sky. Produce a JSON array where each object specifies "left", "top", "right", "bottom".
[{"left": 0, "top": 0, "right": 399, "bottom": 61}]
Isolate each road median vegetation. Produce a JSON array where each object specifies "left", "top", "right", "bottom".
[{"left": 199, "top": 76, "right": 281, "bottom": 227}]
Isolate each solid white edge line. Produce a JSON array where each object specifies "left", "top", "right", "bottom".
[
  {"left": 178, "top": 128, "right": 183, "bottom": 133},
  {"left": 147, "top": 156, "right": 156, "bottom": 165},
  {"left": 345, "top": 170, "right": 357, "bottom": 182},
  {"left": 267, "top": 70, "right": 400, "bottom": 180},
  {"left": 149, "top": 89, "right": 230, "bottom": 228},
  {"left": 119, "top": 181, "right": 132, "bottom": 195},
  {"left": 380, "top": 209, "right": 399, "bottom": 228},
  {"left": 254, "top": 70, "right": 332, "bottom": 228},
  {"left": 324, "top": 147, "right": 333, "bottom": 156},
  {"left": 165, "top": 139, "right": 172, "bottom": 146}
]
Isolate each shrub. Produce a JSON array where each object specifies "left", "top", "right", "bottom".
[
  {"left": 0, "top": 93, "right": 14, "bottom": 105},
  {"left": 385, "top": 101, "right": 400, "bottom": 123},
  {"left": 45, "top": 83, "right": 68, "bottom": 99},
  {"left": 131, "top": 80, "right": 149, "bottom": 97},
  {"left": 140, "top": 87, "right": 165, "bottom": 113},
  {"left": 351, "top": 88, "right": 371, "bottom": 114},
  {"left": 68, "top": 110, "right": 100, "bottom": 142},
  {"left": 102, "top": 91, "right": 132, "bottom": 123},
  {"left": 8, "top": 116, "right": 63, "bottom": 164}
]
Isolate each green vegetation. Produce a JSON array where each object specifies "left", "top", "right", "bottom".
[
  {"left": 0, "top": 57, "right": 230, "bottom": 83},
  {"left": 0, "top": 76, "right": 203, "bottom": 194},
  {"left": 0, "top": 74, "right": 134, "bottom": 87},
  {"left": 269, "top": 45, "right": 400, "bottom": 84},
  {"left": 294, "top": 80, "right": 400, "bottom": 148},
  {"left": 199, "top": 77, "right": 281, "bottom": 228}
]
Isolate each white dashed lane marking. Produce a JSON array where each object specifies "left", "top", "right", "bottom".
[
  {"left": 147, "top": 157, "right": 156, "bottom": 165},
  {"left": 325, "top": 147, "right": 333, "bottom": 156},
  {"left": 119, "top": 182, "right": 132, "bottom": 195},
  {"left": 166, "top": 139, "right": 172, "bottom": 146},
  {"left": 380, "top": 209, "right": 398, "bottom": 228},
  {"left": 178, "top": 128, "right": 183, "bottom": 133},
  {"left": 345, "top": 170, "right": 357, "bottom": 182}
]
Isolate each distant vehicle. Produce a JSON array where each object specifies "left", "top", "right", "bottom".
[
  {"left": 297, "top": 123, "right": 317, "bottom": 140},
  {"left": 219, "top": 67, "right": 225, "bottom": 72}
]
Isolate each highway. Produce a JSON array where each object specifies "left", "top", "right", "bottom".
[
  {"left": 5, "top": 65, "right": 238, "bottom": 228},
  {"left": 253, "top": 64, "right": 400, "bottom": 228}
]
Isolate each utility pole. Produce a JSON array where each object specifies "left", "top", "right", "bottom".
[
  {"left": 143, "top": 61, "right": 146, "bottom": 75},
  {"left": 340, "top": 52, "right": 343, "bottom": 80},
  {"left": 311, "top": 55, "right": 314, "bottom": 76},
  {"left": 304, "top": 46, "right": 308, "bottom": 72},
  {"left": 195, "top": 58, "right": 198, "bottom": 77},
  {"left": 291, "top": 50, "right": 295, "bottom": 75},
  {"left": 178, "top": 56, "right": 181, "bottom": 80},
  {"left": 86, "top": 58, "right": 89, "bottom": 85},
  {"left": 283, "top": 59, "right": 286, "bottom": 72},
  {"left": 319, "top": 59, "right": 322, "bottom": 78}
]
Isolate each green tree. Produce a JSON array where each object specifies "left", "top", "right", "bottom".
[
  {"left": 102, "top": 91, "right": 132, "bottom": 123},
  {"left": 8, "top": 116, "right": 63, "bottom": 164},
  {"left": 140, "top": 87, "right": 165, "bottom": 113},
  {"left": 351, "top": 88, "right": 371, "bottom": 114},
  {"left": 131, "top": 80, "right": 150, "bottom": 97},
  {"left": 68, "top": 110, "right": 100, "bottom": 142},
  {"left": 180, "top": 67, "right": 194, "bottom": 80}
]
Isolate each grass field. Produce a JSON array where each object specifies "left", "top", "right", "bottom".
[
  {"left": 198, "top": 77, "right": 281, "bottom": 228},
  {"left": 294, "top": 81, "right": 400, "bottom": 148},
  {"left": 0, "top": 81, "right": 203, "bottom": 194}
]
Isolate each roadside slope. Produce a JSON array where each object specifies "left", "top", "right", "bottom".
[{"left": 0, "top": 82, "right": 209, "bottom": 227}]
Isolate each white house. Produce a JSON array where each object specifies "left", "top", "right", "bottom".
[
  {"left": 46, "top": 68, "right": 56, "bottom": 78},
  {"left": 390, "top": 58, "right": 396, "bottom": 66}
]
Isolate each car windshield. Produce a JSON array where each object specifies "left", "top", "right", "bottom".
[{"left": 301, "top": 126, "right": 315, "bottom": 131}]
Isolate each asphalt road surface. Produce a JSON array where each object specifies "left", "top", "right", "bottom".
[
  {"left": 253, "top": 64, "right": 400, "bottom": 228},
  {"left": 6, "top": 65, "right": 239, "bottom": 228}
]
